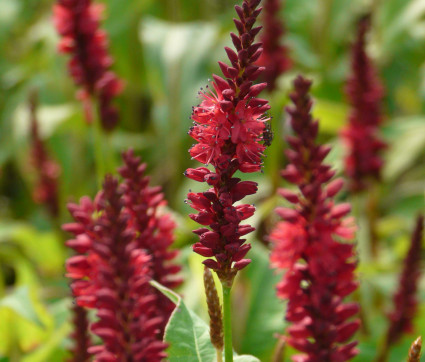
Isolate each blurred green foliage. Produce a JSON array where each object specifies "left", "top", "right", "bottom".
[{"left": 0, "top": 0, "right": 424, "bottom": 361}]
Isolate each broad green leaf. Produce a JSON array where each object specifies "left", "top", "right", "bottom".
[
  {"left": 151, "top": 281, "right": 216, "bottom": 362},
  {"left": 0, "top": 287, "right": 44, "bottom": 328}
]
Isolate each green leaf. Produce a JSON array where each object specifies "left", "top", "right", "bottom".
[
  {"left": 151, "top": 281, "right": 216, "bottom": 362},
  {"left": 0, "top": 287, "right": 44, "bottom": 328}
]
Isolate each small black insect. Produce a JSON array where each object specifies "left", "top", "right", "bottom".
[{"left": 263, "top": 122, "right": 274, "bottom": 147}]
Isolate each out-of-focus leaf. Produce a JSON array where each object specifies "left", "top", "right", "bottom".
[
  {"left": 377, "top": 0, "right": 425, "bottom": 58},
  {"left": 13, "top": 103, "right": 74, "bottom": 139},
  {"left": 152, "top": 281, "right": 216, "bottom": 362},
  {"left": 237, "top": 243, "right": 286, "bottom": 361},
  {"left": 312, "top": 99, "right": 348, "bottom": 135},
  {"left": 0, "top": 286, "right": 44, "bottom": 328},
  {"left": 18, "top": 298, "right": 72, "bottom": 362},
  {"left": 383, "top": 117, "right": 425, "bottom": 181},
  {"left": 0, "top": 222, "right": 66, "bottom": 276},
  {"left": 20, "top": 315, "right": 71, "bottom": 362}
]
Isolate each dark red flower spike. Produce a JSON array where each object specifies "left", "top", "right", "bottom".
[
  {"left": 341, "top": 16, "right": 386, "bottom": 192},
  {"left": 269, "top": 76, "right": 360, "bottom": 362},
  {"left": 256, "top": 0, "right": 291, "bottom": 91},
  {"left": 53, "top": 0, "right": 124, "bottom": 131},
  {"left": 185, "top": 0, "right": 271, "bottom": 287}
]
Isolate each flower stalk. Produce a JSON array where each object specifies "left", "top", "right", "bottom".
[
  {"left": 68, "top": 305, "right": 91, "bottom": 362},
  {"left": 222, "top": 285, "right": 233, "bottom": 362},
  {"left": 29, "top": 91, "right": 61, "bottom": 217}
]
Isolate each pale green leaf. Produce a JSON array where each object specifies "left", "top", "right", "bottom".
[
  {"left": 151, "top": 281, "right": 216, "bottom": 362},
  {"left": 312, "top": 99, "right": 348, "bottom": 134},
  {"left": 0, "top": 287, "right": 44, "bottom": 328},
  {"left": 233, "top": 355, "right": 261, "bottom": 362},
  {"left": 383, "top": 117, "right": 425, "bottom": 180}
]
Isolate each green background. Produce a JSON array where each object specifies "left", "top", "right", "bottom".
[{"left": 0, "top": 0, "right": 424, "bottom": 360}]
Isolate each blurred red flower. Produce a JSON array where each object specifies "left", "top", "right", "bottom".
[
  {"left": 270, "top": 76, "right": 360, "bottom": 361},
  {"left": 53, "top": 0, "right": 124, "bottom": 131}
]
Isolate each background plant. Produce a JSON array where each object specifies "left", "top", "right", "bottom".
[{"left": 0, "top": 0, "right": 424, "bottom": 361}]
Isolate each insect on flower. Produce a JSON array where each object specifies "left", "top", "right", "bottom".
[{"left": 263, "top": 121, "right": 274, "bottom": 147}]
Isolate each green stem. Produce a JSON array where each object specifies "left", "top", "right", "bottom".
[
  {"left": 367, "top": 184, "right": 379, "bottom": 259},
  {"left": 92, "top": 112, "right": 106, "bottom": 189},
  {"left": 222, "top": 285, "right": 233, "bottom": 362}
]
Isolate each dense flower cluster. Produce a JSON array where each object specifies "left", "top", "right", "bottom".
[
  {"left": 53, "top": 0, "right": 124, "bottom": 131},
  {"left": 64, "top": 151, "right": 181, "bottom": 361},
  {"left": 341, "top": 16, "right": 386, "bottom": 192},
  {"left": 185, "top": 0, "right": 271, "bottom": 286},
  {"left": 269, "top": 76, "right": 360, "bottom": 361},
  {"left": 118, "top": 150, "right": 182, "bottom": 333},
  {"left": 29, "top": 93, "right": 60, "bottom": 217},
  {"left": 256, "top": 0, "right": 291, "bottom": 91},
  {"left": 386, "top": 214, "right": 423, "bottom": 345}
]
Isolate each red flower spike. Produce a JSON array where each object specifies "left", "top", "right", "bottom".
[
  {"left": 256, "top": 0, "right": 292, "bottom": 91},
  {"left": 341, "top": 16, "right": 387, "bottom": 192},
  {"left": 269, "top": 76, "right": 360, "bottom": 361},
  {"left": 64, "top": 151, "right": 182, "bottom": 361},
  {"left": 186, "top": 0, "right": 271, "bottom": 287},
  {"left": 118, "top": 150, "right": 182, "bottom": 334},
  {"left": 29, "top": 92, "right": 60, "bottom": 217},
  {"left": 53, "top": 0, "right": 124, "bottom": 131},
  {"left": 386, "top": 214, "right": 424, "bottom": 345},
  {"left": 67, "top": 176, "right": 167, "bottom": 360}
]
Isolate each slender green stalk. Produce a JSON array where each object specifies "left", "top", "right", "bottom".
[
  {"left": 366, "top": 184, "right": 379, "bottom": 258},
  {"left": 92, "top": 118, "right": 105, "bottom": 189},
  {"left": 217, "top": 349, "right": 223, "bottom": 362},
  {"left": 222, "top": 285, "right": 233, "bottom": 362}
]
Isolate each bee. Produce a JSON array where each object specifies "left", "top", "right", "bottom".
[{"left": 263, "top": 122, "right": 274, "bottom": 147}]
